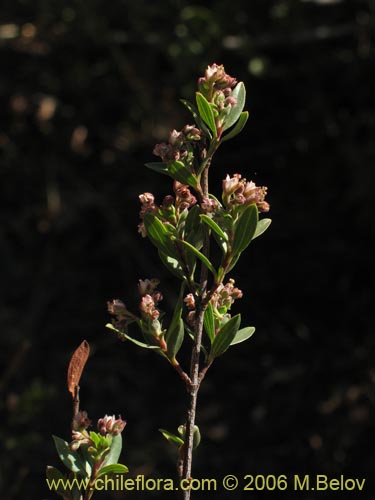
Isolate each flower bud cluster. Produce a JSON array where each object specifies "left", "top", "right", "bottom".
[
  {"left": 70, "top": 411, "right": 126, "bottom": 452},
  {"left": 211, "top": 279, "right": 243, "bottom": 312},
  {"left": 97, "top": 414, "right": 126, "bottom": 436},
  {"left": 153, "top": 124, "right": 202, "bottom": 164},
  {"left": 138, "top": 182, "right": 196, "bottom": 238},
  {"left": 184, "top": 279, "right": 242, "bottom": 329},
  {"left": 173, "top": 181, "right": 197, "bottom": 211},
  {"left": 107, "top": 299, "right": 136, "bottom": 330},
  {"left": 222, "top": 174, "right": 270, "bottom": 212},
  {"left": 70, "top": 410, "right": 92, "bottom": 451},
  {"left": 138, "top": 278, "right": 164, "bottom": 339},
  {"left": 198, "top": 63, "right": 237, "bottom": 95},
  {"left": 198, "top": 64, "right": 238, "bottom": 129}
]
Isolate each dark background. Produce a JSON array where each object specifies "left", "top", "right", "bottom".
[{"left": 0, "top": 0, "right": 373, "bottom": 499}]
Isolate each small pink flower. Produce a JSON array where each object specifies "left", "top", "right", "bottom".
[
  {"left": 139, "top": 192, "right": 155, "bottom": 205},
  {"left": 140, "top": 294, "right": 160, "bottom": 320},
  {"left": 184, "top": 293, "right": 195, "bottom": 310},
  {"left": 98, "top": 415, "right": 126, "bottom": 436},
  {"left": 222, "top": 174, "right": 242, "bottom": 196}
]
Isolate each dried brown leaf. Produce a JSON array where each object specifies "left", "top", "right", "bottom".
[{"left": 67, "top": 340, "right": 90, "bottom": 398}]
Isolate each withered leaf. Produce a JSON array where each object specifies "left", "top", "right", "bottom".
[{"left": 67, "top": 340, "right": 90, "bottom": 398}]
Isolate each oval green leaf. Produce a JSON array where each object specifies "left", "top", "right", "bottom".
[
  {"left": 200, "top": 214, "right": 228, "bottom": 242},
  {"left": 52, "top": 436, "right": 86, "bottom": 475},
  {"left": 196, "top": 92, "right": 217, "bottom": 137},
  {"left": 159, "top": 429, "right": 184, "bottom": 447},
  {"left": 103, "top": 434, "right": 122, "bottom": 466},
  {"left": 223, "top": 82, "right": 246, "bottom": 131},
  {"left": 232, "top": 205, "right": 258, "bottom": 256},
  {"left": 143, "top": 213, "right": 177, "bottom": 257},
  {"left": 222, "top": 111, "right": 249, "bottom": 142},
  {"left": 106, "top": 324, "right": 160, "bottom": 350},
  {"left": 97, "top": 463, "right": 128, "bottom": 478},
  {"left": 253, "top": 218, "right": 272, "bottom": 240},
  {"left": 175, "top": 238, "right": 217, "bottom": 278},
  {"left": 203, "top": 302, "right": 215, "bottom": 344},
  {"left": 230, "top": 326, "right": 255, "bottom": 346},
  {"left": 209, "top": 314, "right": 241, "bottom": 360},
  {"left": 168, "top": 160, "right": 198, "bottom": 188}
]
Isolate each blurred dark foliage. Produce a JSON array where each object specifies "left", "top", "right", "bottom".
[{"left": 0, "top": 0, "right": 373, "bottom": 499}]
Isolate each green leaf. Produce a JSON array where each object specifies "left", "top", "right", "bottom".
[
  {"left": 203, "top": 302, "right": 215, "bottom": 344},
  {"left": 158, "top": 250, "right": 185, "bottom": 279},
  {"left": 145, "top": 161, "right": 198, "bottom": 189},
  {"left": 106, "top": 324, "right": 160, "bottom": 350},
  {"left": 226, "top": 253, "right": 241, "bottom": 273},
  {"left": 230, "top": 326, "right": 255, "bottom": 346},
  {"left": 159, "top": 429, "right": 184, "bottom": 447},
  {"left": 52, "top": 436, "right": 86, "bottom": 475},
  {"left": 46, "top": 466, "right": 72, "bottom": 500},
  {"left": 209, "top": 314, "right": 241, "bottom": 360},
  {"left": 222, "top": 111, "right": 249, "bottom": 142},
  {"left": 196, "top": 92, "right": 217, "bottom": 137},
  {"left": 200, "top": 215, "right": 228, "bottom": 242},
  {"left": 193, "top": 425, "right": 201, "bottom": 449},
  {"left": 174, "top": 238, "right": 216, "bottom": 277},
  {"left": 180, "top": 99, "right": 212, "bottom": 138},
  {"left": 168, "top": 160, "right": 198, "bottom": 188},
  {"left": 97, "top": 463, "right": 129, "bottom": 477},
  {"left": 103, "top": 434, "right": 122, "bottom": 466},
  {"left": 166, "top": 284, "right": 185, "bottom": 359},
  {"left": 166, "top": 318, "right": 184, "bottom": 360},
  {"left": 253, "top": 218, "right": 272, "bottom": 240},
  {"left": 223, "top": 82, "right": 246, "bottom": 131},
  {"left": 185, "top": 205, "right": 204, "bottom": 249},
  {"left": 143, "top": 213, "right": 177, "bottom": 257},
  {"left": 232, "top": 205, "right": 258, "bottom": 256},
  {"left": 145, "top": 162, "right": 169, "bottom": 175}
]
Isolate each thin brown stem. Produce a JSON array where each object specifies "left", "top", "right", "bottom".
[
  {"left": 181, "top": 165, "right": 211, "bottom": 499},
  {"left": 73, "top": 385, "right": 80, "bottom": 418}
]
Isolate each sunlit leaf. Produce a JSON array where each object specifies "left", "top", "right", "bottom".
[
  {"left": 230, "top": 326, "right": 255, "bottom": 346},
  {"left": 180, "top": 99, "right": 212, "bottom": 138},
  {"left": 200, "top": 214, "right": 228, "bottom": 241},
  {"left": 196, "top": 92, "right": 217, "bottom": 137},
  {"left": 158, "top": 250, "right": 185, "bottom": 279},
  {"left": 97, "top": 463, "right": 128, "bottom": 477},
  {"left": 232, "top": 205, "right": 258, "bottom": 256},
  {"left": 159, "top": 429, "right": 184, "bottom": 447},
  {"left": 203, "top": 302, "right": 215, "bottom": 344},
  {"left": 103, "top": 434, "right": 123, "bottom": 466},
  {"left": 106, "top": 324, "right": 160, "bottom": 350},
  {"left": 143, "top": 213, "right": 177, "bottom": 257},
  {"left": 52, "top": 436, "right": 86, "bottom": 475},
  {"left": 253, "top": 218, "right": 272, "bottom": 240},
  {"left": 209, "top": 314, "right": 241, "bottom": 360},
  {"left": 174, "top": 238, "right": 216, "bottom": 277},
  {"left": 222, "top": 111, "right": 249, "bottom": 142},
  {"left": 223, "top": 82, "right": 246, "bottom": 131}
]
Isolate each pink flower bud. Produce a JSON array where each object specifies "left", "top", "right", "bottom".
[
  {"left": 184, "top": 293, "right": 195, "bottom": 310},
  {"left": 98, "top": 415, "right": 126, "bottom": 436},
  {"left": 139, "top": 192, "right": 155, "bottom": 205},
  {"left": 222, "top": 174, "right": 242, "bottom": 196},
  {"left": 72, "top": 410, "right": 92, "bottom": 431},
  {"left": 140, "top": 294, "right": 160, "bottom": 320}
]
